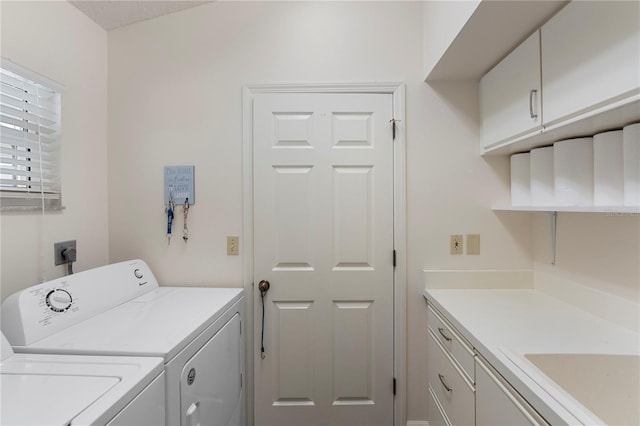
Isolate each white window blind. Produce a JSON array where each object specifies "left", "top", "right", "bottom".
[{"left": 0, "top": 59, "right": 62, "bottom": 210}]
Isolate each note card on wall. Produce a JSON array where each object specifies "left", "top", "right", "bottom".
[{"left": 164, "top": 166, "right": 195, "bottom": 205}]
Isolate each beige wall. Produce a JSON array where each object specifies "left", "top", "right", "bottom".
[
  {"left": 0, "top": 1, "right": 109, "bottom": 300},
  {"left": 107, "top": 1, "right": 428, "bottom": 286},
  {"left": 422, "top": 0, "right": 480, "bottom": 78},
  {"left": 108, "top": 2, "right": 532, "bottom": 422},
  {"left": 533, "top": 213, "right": 640, "bottom": 302}
]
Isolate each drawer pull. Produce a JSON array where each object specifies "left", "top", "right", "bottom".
[
  {"left": 437, "top": 327, "right": 452, "bottom": 342},
  {"left": 438, "top": 374, "right": 453, "bottom": 392}
]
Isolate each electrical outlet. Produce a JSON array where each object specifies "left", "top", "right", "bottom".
[
  {"left": 54, "top": 240, "right": 76, "bottom": 265},
  {"left": 466, "top": 234, "right": 480, "bottom": 255},
  {"left": 227, "top": 236, "right": 239, "bottom": 255},
  {"left": 450, "top": 235, "right": 463, "bottom": 255}
]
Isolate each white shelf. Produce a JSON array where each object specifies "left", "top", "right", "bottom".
[
  {"left": 493, "top": 205, "right": 639, "bottom": 265},
  {"left": 493, "top": 205, "right": 640, "bottom": 214}
]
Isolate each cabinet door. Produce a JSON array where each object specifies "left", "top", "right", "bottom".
[
  {"left": 475, "top": 357, "right": 548, "bottom": 426},
  {"left": 480, "top": 30, "right": 542, "bottom": 152},
  {"left": 542, "top": 1, "right": 640, "bottom": 126}
]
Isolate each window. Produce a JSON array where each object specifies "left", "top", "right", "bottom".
[{"left": 0, "top": 59, "right": 62, "bottom": 210}]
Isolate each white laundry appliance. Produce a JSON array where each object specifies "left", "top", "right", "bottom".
[
  {"left": 1, "top": 332, "right": 165, "bottom": 425},
  {"left": 1, "top": 259, "right": 245, "bottom": 426}
]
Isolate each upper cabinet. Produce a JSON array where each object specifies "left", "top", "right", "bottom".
[
  {"left": 542, "top": 1, "right": 640, "bottom": 127},
  {"left": 480, "top": 1, "right": 640, "bottom": 155},
  {"left": 480, "top": 31, "right": 542, "bottom": 152}
]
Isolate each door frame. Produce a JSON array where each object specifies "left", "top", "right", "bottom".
[{"left": 242, "top": 83, "right": 407, "bottom": 426}]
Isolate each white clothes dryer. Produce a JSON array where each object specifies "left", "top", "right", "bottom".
[
  {"left": 1, "top": 259, "right": 245, "bottom": 426},
  {"left": 1, "top": 332, "right": 165, "bottom": 426}
]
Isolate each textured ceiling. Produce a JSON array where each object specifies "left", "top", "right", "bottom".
[{"left": 69, "top": 0, "right": 213, "bottom": 31}]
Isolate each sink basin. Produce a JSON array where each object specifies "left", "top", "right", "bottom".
[{"left": 503, "top": 351, "right": 640, "bottom": 425}]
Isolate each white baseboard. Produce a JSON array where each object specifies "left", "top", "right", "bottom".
[{"left": 406, "top": 421, "right": 428, "bottom": 426}]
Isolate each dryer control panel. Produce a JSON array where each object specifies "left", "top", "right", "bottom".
[{"left": 1, "top": 259, "right": 160, "bottom": 346}]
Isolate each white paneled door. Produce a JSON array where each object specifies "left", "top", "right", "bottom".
[{"left": 253, "top": 93, "right": 395, "bottom": 426}]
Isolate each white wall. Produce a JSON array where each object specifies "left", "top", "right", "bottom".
[
  {"left": 533, "top": 213, "right": 640, "bottom": 302},
  {"left": 108, "top": 2, "right": 533, "bottom": 422},
  {"left": 422, "top": 0, "right": 480, "bottom": 78},
  {"left": 0, "top": 1, "right": 109, "bottom": 300},
  {"left": 107, "top": 1, "right": 428, "bottom": 285}
]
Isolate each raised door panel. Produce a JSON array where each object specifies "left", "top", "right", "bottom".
[
  {"left": 480, "top": 30, "right": 542, "bottom": 152},
  {"left": 542, "top": 1, "right": 640, "bottom": 126}
]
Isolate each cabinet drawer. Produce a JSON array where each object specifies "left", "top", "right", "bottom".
[
  {"left": 427, "top": 331, "right": 475, "bottom": 426},
  {"left": 428, "top": 385, "right": 450, "bottom": 426},
  {"left": 427, "top": 304, "right": 475, "bottom": 381}
]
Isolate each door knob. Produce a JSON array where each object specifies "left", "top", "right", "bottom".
[{"left": 258, "top": 280, "right": 270, "bottom": 293}]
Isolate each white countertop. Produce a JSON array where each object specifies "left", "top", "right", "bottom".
[{"left": 424, "top": 288, "right": 640, "bottom": 425}]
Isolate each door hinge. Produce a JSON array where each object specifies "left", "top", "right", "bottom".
[
  {"left": 240, "top": 320, "right": 242, "bottom": 335},
  {"left": 389, "top": 118, "right": 401, "bottom": 141},
  {"left": 393, "top": 377, "right": 397, "bottom": 396},
  {"left": 393, "top": 250, "right": 396, "bottom": 268}
]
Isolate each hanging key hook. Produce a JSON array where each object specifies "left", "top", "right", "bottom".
[
  {"left": 182, "top": 197, "right": 190, "bottom": 243},
  {"left": 166, "top": 187, "right": 175, "bottom": 245}
]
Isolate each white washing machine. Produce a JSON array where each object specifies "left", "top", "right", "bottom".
[
  {"left": 2, "top": 259, "right": 245, "bottom": 426},
  {"left": 1, "top": 332, "right": 165, "bottom": 425}
]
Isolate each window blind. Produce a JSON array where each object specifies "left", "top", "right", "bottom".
[{"left": 0, "top": 60, "right": 62, "bottom": 210}]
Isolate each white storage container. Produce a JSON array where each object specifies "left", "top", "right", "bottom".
[
  {"left": 623, "top": 123, "right": 640, "bottom": 206},
  {"left": 593, "top": 130, "right": 624, "bottom": 206},
  {"left": 554, "top": 138, "right": 594, "bottom": 206},
  {"left": 511, "top": 152, "right": 531, "bottom": 206},
  {"left": 530, "top": 146, "right": 554, "bottom": 206}
]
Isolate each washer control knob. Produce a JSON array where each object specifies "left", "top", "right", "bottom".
[
  {"left": 134, "top": 269, "right": 143, "bottom": 279},
  {"left": 45, "top": 289, "right": 73, "bottom": 313}
]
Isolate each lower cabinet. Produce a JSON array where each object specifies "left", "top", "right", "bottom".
[
  {"left": 475, "top": 356, "right": 549, "bottom": 426},
  {"left": 427, "top": 331, "right": 475, "bottom": 425},
  {"left": 427, "top": 303, "right": 475, "bottom": 426},
  {"left": 427, "top": 301, "right": 549, "bottom": 426}
]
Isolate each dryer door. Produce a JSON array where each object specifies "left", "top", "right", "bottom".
[{"left": 180, "top": 314, "right": 243, "bottom": 426}]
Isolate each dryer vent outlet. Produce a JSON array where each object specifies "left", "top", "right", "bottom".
[{"left": 54, "top": 240, "right": 77, "bottom": 266}]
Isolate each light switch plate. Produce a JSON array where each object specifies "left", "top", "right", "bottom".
[
  {"left": 227, "top": 236, "right": 239, "bottom": 255},
  {"left": 450, "top": 235, "right": 463, "bottom": 255},
  {"left": 467, "top": 234, "right": 480, "bottom": 255}
]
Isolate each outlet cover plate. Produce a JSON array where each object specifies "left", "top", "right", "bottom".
[{"left": 54, "top": 240, "right": 76, "bottom": 266}]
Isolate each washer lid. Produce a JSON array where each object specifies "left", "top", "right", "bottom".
[
  {"left": 1, "top": 374, "right": 118, "bottom": 426},
  {"left": 1, "top": 351, "right": 164, "bottom": 426},
  {"left": 15, "top": 287, "right": 243, "bottom": 361}
]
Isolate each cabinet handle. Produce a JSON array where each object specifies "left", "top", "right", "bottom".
[
  {"left": 437, "top": 327, "right": 452, "bottom": 342},
  {"left": 438, "top": 373, "right": 452, "bottom": 392},
  {"left": 529, "top": 89, "right": 538, "bottom": 120}
]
